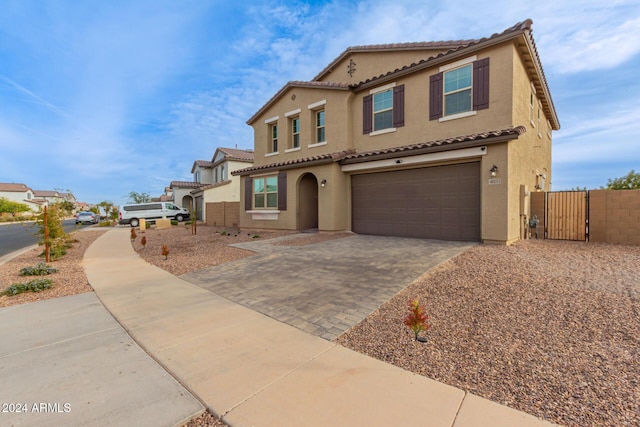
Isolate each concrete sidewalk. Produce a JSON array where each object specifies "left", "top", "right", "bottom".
[
  {"left": 0, "top": 292, "right": 204, "bottom": 427},
  {"left": 83, "top": 228, "right": 557, "bottom": 427}
]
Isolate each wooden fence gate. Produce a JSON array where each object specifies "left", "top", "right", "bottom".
[{"left": 545, "top": 191, "right": 588, "bottom": 241}]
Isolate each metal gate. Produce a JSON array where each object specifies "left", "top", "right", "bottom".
[{"left": 546, "top": 191, "right": 588, "bottom": 241}]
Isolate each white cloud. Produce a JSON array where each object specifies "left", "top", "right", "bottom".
[{"left": 535, "top": 3, "right": 640, "bottom": 73}]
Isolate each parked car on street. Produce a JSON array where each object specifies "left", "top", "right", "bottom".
[
  {"left": 76, "top": 211, "right": 99, "bottom": 224},
  {"left": 118, "top": 202, "right": 190, "bottom": 227}
]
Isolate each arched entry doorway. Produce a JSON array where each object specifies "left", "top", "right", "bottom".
[
  {"left": 181, "top": 195, "right": 193, "bottom": 211},
  {"left": 298, "top": 173, "right": 318, "bottom": 231}
]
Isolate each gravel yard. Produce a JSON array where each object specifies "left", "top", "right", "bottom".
[
  {"left": 3, "top": 224, "right": 638, "bottom": 427},
  {"left": 131, "top": 224, "right": 295, "bottom": 275},
  {"left": 0, "top": 228, "right": 107, "bottom": 308},
  {"left": 337, "top": 239, "right": 640, "bottom": 427}
]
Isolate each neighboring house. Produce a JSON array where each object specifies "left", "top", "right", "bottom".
[
  {"left": 0, "top": 182, "right": 43, "bottom": 212},
  {"left": 33, "top": 190, "right": 63, "bottom": 204},
  {"left": 170, "top": 181, "right": 203, "bottom": 210},
  {"left": 152, "top": 187, "right": 174, "bottom": 202},
  {"left": 233, "top": 20, "right": 559, "bottom": 244},
  {"left": 189, "top": 147, "right": 254, "bottom": 221}
]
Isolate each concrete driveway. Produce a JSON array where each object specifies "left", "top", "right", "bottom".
[{"left": 182, "top": 235, "right": 475, "bottom": 340}]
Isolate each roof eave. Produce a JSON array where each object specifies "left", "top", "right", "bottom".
[
  {"left": 341, "top": 128, "right": 525, "bottom": 165},
  {"left": 246, "top": 82, "right": 349, "bottom": 126}
]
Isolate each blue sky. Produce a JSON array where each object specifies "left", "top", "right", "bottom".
[{"left": 1, "top": 0, "right": 638, "bottom": 205}]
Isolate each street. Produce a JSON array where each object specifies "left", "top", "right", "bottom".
[{"left": 0, "top": 219, "right": 89, "bottom": 258}]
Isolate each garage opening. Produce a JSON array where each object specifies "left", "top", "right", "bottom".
[{"left": 352, "top": 162, "right": 480, "bottom": 241}]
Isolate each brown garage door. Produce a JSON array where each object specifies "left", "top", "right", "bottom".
[{"left": 352, "top": 162, "right": 480, "bottom": 241}]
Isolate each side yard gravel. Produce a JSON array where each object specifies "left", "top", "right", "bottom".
[{"left": 337, "top": 240, "right": 640, "bottom": 427}]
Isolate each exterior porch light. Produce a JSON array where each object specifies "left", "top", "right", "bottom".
[
  {"left": 321, "top": 179, "right": 327, "bottom": 188},
  {"left": 490, "top": 165, "right": 498, "bottom": 177}
]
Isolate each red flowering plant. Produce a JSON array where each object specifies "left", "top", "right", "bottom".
[{"left": 403, "top": 298, "right": 430, "bottom": 342}]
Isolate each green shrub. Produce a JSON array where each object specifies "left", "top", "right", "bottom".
[
  {"left": 252, "top": 235, "right": 261, "bottom": 239},
  {"left": 171, "top": 220, "right": 178, "bottom": 225},
  {"left": 3, "top": 278, "right": 53, "bottom": 296},
  {"left": 19, "top": 262, "right": 58, "bottom": 276}
]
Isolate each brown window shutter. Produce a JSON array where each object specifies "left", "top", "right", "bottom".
[
  {"left": 473, "top": 58, "right": 490, "bottom": 110},
  {"left": 429, "top": 72, "right": 443, "bottom": 120},
  {"left": 277, "top": 171, "right": 287, "bottom": 211},
  {"left": 363, "top": 94, "right": 373, "bottom": 134},
  {"left": 244, "top": 177, "right": 252, "bottom": 211},
  {"left": 393, "top": 84, "right": 405, "bottom": 127}
]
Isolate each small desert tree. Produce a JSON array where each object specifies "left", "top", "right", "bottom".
[
  {"left": 604, "top": 170, "right": 640, "bottom": 190},
  {"left": 127, "top": 191, "right": 152, "bottom": 203},
  {"left": 0, "top": 197, "right": 31, "bottom": 217},
  {"left": 98, "top": 200, "right": 115, "bottom": 221},
  {"left": 34, "top": 202, "right": 72, "bottom": 260}
]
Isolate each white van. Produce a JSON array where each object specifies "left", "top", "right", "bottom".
[{"left": 118, "top": 202, "right": 190, "bottom": 227}]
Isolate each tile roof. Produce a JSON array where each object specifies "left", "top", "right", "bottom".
[
  {"left": 0, "top": 183, "right": 31, "bottom": 193},
  {"left": 191, "top": 179, "right": 232, "bottom": 194},
  {"left": 193, "top": 160, "right": 214, "bottom": 169},
  {"left": 341, "top": 127, "right": 527, "bottom": 163},
  {"left": 232, "top": 149, "right": 356, "bottom": 176},
  {"left": 246, "top": 81, "right": 350, "bottom": 125},
  {"left": 170, "top": 181, "right": 203, "bottom": 189},
  {"left": 217, "top": 147, "right": 255, "bottom": 162},
  {"left": 312, "top": 40, "right": 479, "bottom": 82},
  {"left": 33, "top": 190, "right": 60, "bottom": 197}
]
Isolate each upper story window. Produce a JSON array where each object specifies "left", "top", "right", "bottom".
[
  {"left": 363, "top": 84, "right": 405, "bottom": 135},
  {"left": 291, "top": 117, "right": 300, "bottom": 148},
  {"left": 444, "top": 65, "right": 472, "bottom": 116},
  {"left": 373, "top": 90, "right": 393, "bottom": 131},
  {"left": 270, "top": 123, "right": 278, "bottom": 153},
  {"left": 430, "top": 56, "right": 489, "bottom": 121},
  {"left": 220, "top": 163, "right": 226, "bottom": 181},
  {"left": 253, "top": 176, "right": 278, "bottom": 209},
  {"left": 195, "top": 170, "right": 201, "bottom": 183},
  {"left": 316, "top": 110, "right": 325, "bottom": 143}
]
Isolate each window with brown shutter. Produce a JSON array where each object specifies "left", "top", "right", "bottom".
[
  {"left": 277, "top": 171, "right": 287, "bottom": 211},
  {"left": 244, "top": 177, "right": 252, "bottom": 211},
  {"left": 363, "top": 94, "right": 372, "bottom": 134},
  {"left": 429, "top": 72, "right": 443, "bottom": 120},
  {"left": 473, "top": 58, "right": 490, "bottom": 110},
  {"left": 393, "top": 85, "right": 405, "bottom": 128}
]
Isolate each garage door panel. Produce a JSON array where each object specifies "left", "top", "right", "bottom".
[{"left": 352, "top": 162, "right": 480, "bottom": 242}]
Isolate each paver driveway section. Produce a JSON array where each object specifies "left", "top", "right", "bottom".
[{"left": 182, "top": 234, "right": 475, "bottom": 340}]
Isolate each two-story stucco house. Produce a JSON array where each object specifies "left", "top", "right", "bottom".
[
  {"left": 172, "top": 147, "right": 254, "bottom": 221},
  {"left": 233, "top": 20, "right": 559, "bottom": 244},
  {"left": 190, "top": 147, "right": 254, "bottom": 221}
]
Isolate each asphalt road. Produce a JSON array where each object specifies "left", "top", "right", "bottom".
[{"left": 0, "top": 219, "right": 89, "bottom": 258}]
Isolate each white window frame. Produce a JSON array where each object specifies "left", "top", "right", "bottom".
[
  {"left": 371, "top": 86, "right": 394, "bottom": 132},
  {"left": 253, "top": 175, "right": 278, "bottom": 209},
  {"left": 291, "top": 116, "right": 300, "bottom": 149},
  {"left": 308, "top": 100, "right": 328, "bottom": 147}
]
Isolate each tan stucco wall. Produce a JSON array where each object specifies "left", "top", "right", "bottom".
[
  {"left": 251, "top": 88, "right": 353, "bottom": 168},
  {"left": 317, "top": 48, "right": 452, "bottom": 84},
  {"left": 239, "top": 163, "right": 349, "bottom": 232},
  {"left": 501, "top": 44, "right": 553, "bottom": 243},
  {"left": 349, "top": 44, "right": 516, "bottom": 153}
]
